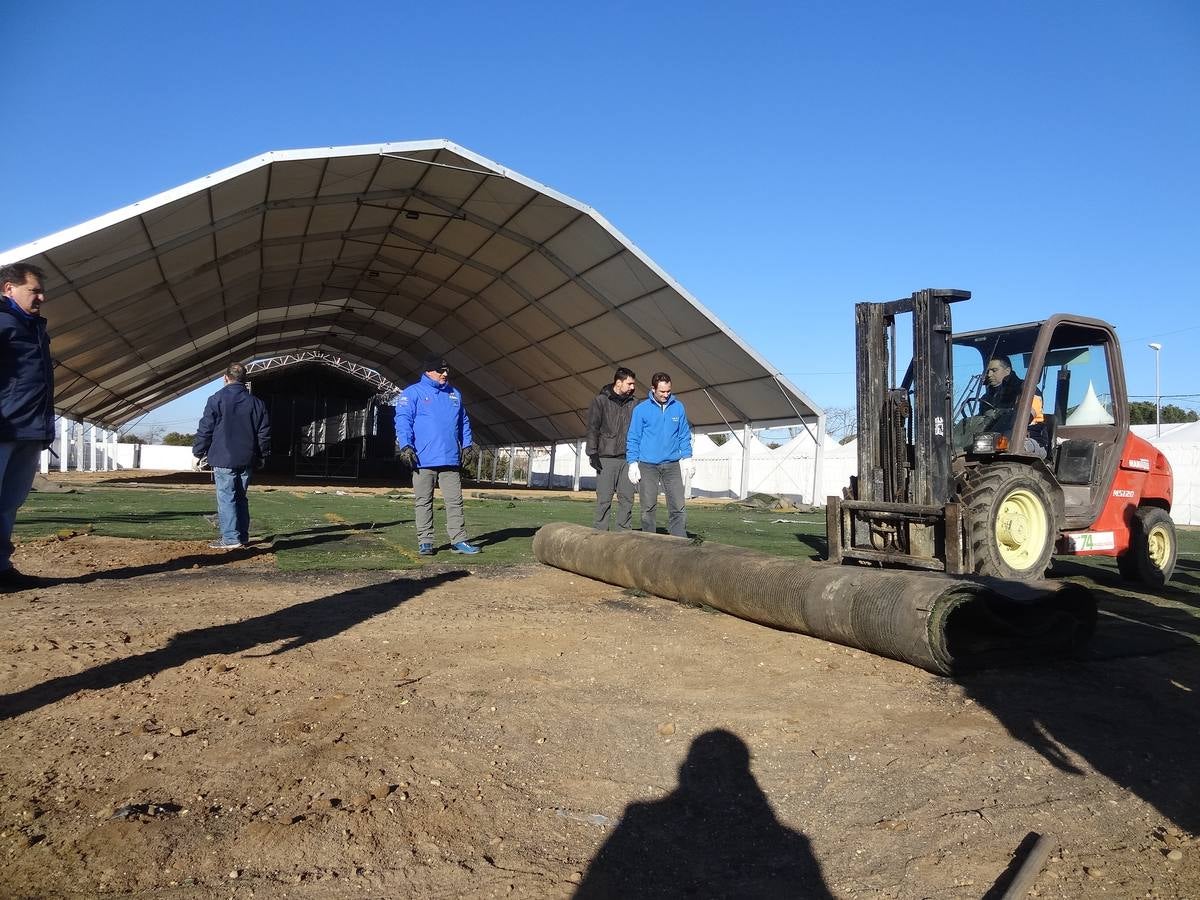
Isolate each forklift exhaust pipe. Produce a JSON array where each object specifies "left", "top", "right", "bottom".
[{"left": 533, "top": 523, "right": 1095, "bottom": 675}]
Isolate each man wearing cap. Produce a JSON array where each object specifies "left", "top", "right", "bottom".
[{"left": 395, "top": 354, "right": 480, "bottom": 556}]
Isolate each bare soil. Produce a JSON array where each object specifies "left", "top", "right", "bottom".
[{"left": 1, "top": 534, "right": 1196, "bottom": 898}]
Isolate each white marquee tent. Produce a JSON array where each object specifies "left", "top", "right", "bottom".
[{"left": 2, "top": 140, "right": 823, "bottom": 454}]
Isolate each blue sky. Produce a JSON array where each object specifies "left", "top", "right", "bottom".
[{"left": 3, "top": 0, "right": 1197, "bottom": 434}]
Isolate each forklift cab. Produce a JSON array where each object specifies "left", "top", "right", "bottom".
[
  {"left": 947, "top": 316, "right": 1128, "bottom": 529},
  {"left": 836, "top": 289, "right": 1172, "bottom": 583}
]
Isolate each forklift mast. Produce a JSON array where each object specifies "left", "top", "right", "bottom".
[
  {"left": 855, "top": 288, "right": 970, "bottom": 508},
  {"left": 827, "top": 288, "right": 971, "bottom": 574}
]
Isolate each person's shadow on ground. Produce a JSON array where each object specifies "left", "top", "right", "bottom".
[
  {"left": 10, "top": 518, "right": 410, "bottom": 589},
  {"left": 0, "top": 570, "right": 467, "bottom": 721},
  {"left": 574, "top": 729, "right": 832, "bottom": 899},
  {"left": 470, "top": 526, "right": 538, "bottom": 548}
]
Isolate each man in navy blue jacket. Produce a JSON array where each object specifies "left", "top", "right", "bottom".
[
  {"left": 0, "top": 264, "right": 54, "bottom": 589},
  {"left": 192, "top": 363, "right": 271, "bottom": 549},
  {"left": 626, "top": 372, "right": 694, "bottom": 538},
  {"left": 395, "top": 354, "right": 480, "bottom": 556}
]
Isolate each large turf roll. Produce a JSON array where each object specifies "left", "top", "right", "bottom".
[{"left": 533, "top": 523, "right": 1095, "bottom": 675}]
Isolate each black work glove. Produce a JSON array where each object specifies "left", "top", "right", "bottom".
[
  {"left": 398, "top": 445, "right": 419, "bottom": 469},
  {"left": 461, "top": 445, "right": 478, "bottom": 467},
  {"left": 589, "top": 454, "right": 601, "bottom": 473}
]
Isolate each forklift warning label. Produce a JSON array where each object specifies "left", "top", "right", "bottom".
[{"left": 1066, "top": 531, "right": 1115, "bottom": 552}]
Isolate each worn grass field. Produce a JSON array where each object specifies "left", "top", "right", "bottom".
[
  {"left": 14, "top": 487, "right": 836, "bottom": 572},
  {"left": 15, "top": 484, "right": 1200, "bottom": 594}
]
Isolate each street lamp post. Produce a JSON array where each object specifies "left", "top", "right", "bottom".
[{"left": 1149, "top": 342, "right": 1162, "bottom": 437}]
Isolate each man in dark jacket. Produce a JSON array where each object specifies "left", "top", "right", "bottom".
[
  {"left": 585, "top": 367, "right": 638, "bottom": 530},
  {"left": 0, "top": 264, "right": 54, "bottom": 589},
  {"left": 981, "top": 355, "right": 1024, "bottom": 412},
  {"left": 981, "top": 355, "right": 1047, "bottom": 457},
  {"left": 192, "top": 363, "right": 271, "bottom": 549}
]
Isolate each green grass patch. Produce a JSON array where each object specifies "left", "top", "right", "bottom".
[
  {"left": 15, "top": 488, "right": 1200, "bottom": 593},
  {"left": 15, "top": 488, "right": 833, "bottom": 572}
]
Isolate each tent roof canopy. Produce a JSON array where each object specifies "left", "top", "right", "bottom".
[{"left": 3, "top": 140, "right": 821, "bottom": 444}]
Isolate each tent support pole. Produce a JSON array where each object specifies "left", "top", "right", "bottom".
[{"left": 739, "top": 422, "right": 752, "bottom": 500}]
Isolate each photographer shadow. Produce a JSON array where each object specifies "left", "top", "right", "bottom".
[{"left": 575, "top": 729, "right": 831, "bottom": 899}]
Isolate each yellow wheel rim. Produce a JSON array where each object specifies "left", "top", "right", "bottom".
[
  {"left": 1147, "top": 523, "right": 1172, "bottom": 570},
  {"left": 994, "top": 488, "right": 1049, "bottom": 570}
]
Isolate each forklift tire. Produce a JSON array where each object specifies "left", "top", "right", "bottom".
[
  {"left": 1116, "top": 507, "right": 1176, "bottom": 587},
  {"left": 962, "top": 463, "right": 1055, "bottom": 581}
]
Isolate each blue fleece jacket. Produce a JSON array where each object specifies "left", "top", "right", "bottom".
[
  {"left": 0, "top": 298, "right": 55, "bottom": 443},
  {"left": 394, "top": 374, "right": 473, "bottom": 467},
  {"left": 626, "top": 394, "right": 692, "bottom": 465}
]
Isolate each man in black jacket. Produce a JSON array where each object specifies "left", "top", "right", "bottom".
[
  {"left": 585, "top": 367, "right": 638, "bottom": 530},
  {"left": 981, "top": 355, "right": 1047, "bottom": 458},
  {"left": 0, "top": 264, "right": 53, "bottom": 589},
  {"left": 981, "top": 355, "right": 1024, "bottom": 412},
  {"left": 193, "top": 363, "right": 271, "bottom": 549}
]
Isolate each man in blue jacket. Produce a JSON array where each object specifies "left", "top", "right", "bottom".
[
  {"left": 0, "top": 264, "right": 54, "bottom": 589},
  {"left": 626, "top": 372, "right": 694, "bottom": 538},
  {"left": 192, "top": 363, "right": 271, "bottom": 549},
  {"left": 395, "top": 354, "right": 480, "bottom": 556}
]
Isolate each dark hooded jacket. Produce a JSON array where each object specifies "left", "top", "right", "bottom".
[
  {"left": 585, "top": 385, "right": 637, "bottom": 459},
  {"left": 981, "top": 372, "right": 1047, "bottom": 449},
  {"left": 0, "top": 299, "right": 55, "bottom": 443},
  {"left": 981, "top": 371, "right": 1023, "bottom": 412}
]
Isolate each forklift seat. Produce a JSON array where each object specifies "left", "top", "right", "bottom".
[{"left": 1040, "top": 413, "right": 1056, "bottom": 453}]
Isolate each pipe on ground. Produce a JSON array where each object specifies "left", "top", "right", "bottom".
[{"left": 533, "top": 523, "right": 1095, "bottom": 675}]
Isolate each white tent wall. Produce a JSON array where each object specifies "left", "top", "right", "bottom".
[
  {"left": 690, "top": 455, "right": 736, "bottom": 499},
  {"left": 1133, "top": 424, "right": 1200, "bottom": 526},
  {"left": 690, "top": 432, "right": 764, "bottom": 499},
  {"left": 530, "top": 443, "right": 591, "bottom": 489},
  {"left": 526, "top": 422, "right": 1200, "bottom": 525},
  {"left": 821, "top": 440, "right": 859, "bottom": 504},
  {"left": 1157, "top": 443, "right": 1200, "bottom": 526},
  {"left": 750, "top": 432, "right": 837, "bottom": 504},
  {"left": 528, "top": 429, "right": 856, "bottom": 505},
  {"left": 131, "top": 445, "right": 197, "bottom": 471}
]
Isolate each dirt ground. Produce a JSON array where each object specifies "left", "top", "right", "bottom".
[{"left": 1, "top": 533, "right": 1197, "bottom": 899}]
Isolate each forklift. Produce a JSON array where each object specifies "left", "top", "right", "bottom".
[{"left": 826, "top": 288, "right": 1177, "bottom": 585}]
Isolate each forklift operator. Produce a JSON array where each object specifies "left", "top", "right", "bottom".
[{"left": 981, "top": 356, "right": 1047, "bottom": 458}]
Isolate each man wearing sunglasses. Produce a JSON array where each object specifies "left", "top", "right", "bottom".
[{"left": 395, "top": 354, "right": 480, "bottom": 556}]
